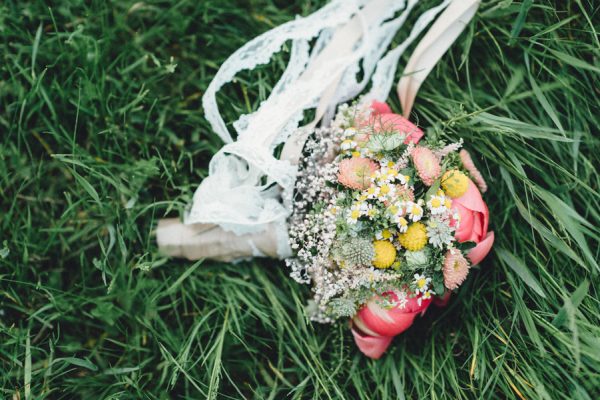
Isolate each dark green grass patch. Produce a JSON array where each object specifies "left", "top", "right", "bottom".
[{"left": 1, "top": 0, "right": 599, "bottom": 398}]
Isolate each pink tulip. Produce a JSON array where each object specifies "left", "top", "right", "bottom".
[
  {"left": 368, "top": 101, "right": 424, "bottom": 144},
  {"left": 351, "top": 291, "right": 431, "bottom": 359},
  {"left": 451, "top": 179, "right": 494, "bottom": 265}
]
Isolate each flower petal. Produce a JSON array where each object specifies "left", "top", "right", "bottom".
[
  {"left": 454, "top": 180, "right": 487, "bottom": 214},
  {"left": 356, "top": 292, "right": 431, "bottom": 337},
  {"left": 370, "top": 100, "right": 392, "bottom": 115},
  {"left": 374, "top": 114, "right": 424, "bottom": 144},
  {"left": 453, "top": 202, "right": 474, "bottom": 242},
  {"left": 467, "top": 231, "right": 495, "bottom": 265},
  {"left": 351, "top": 327, "right": 393, "bottom": 359}
]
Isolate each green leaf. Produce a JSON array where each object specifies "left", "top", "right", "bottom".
[
  {"left": 552, "top": 280, "right": 589, "bottom": 328},
  {"left": 497, "top": 249, "right": 547, "bottom": 299},
  {"left": 71, "top": 169, "right": 102, "bottom": 207},
  {"left": 51, "top": 357, "right": 98, "bottom": 372}
]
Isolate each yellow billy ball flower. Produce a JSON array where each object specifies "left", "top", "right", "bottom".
[
  {"left": 372, "top": 240, "right": 396, "bottom": 269},
  {"left": 398, "top": 222, "right": 428, "bottom": 251},
  {"left": 441, "top": 169, "right": 469, "bottom": 198}
]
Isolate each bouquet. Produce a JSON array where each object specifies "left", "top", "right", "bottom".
[
  {"left": 287, "top": 100, "right": 494, "bottom": 358},
  {"left": 156, "top": 0, "right": 485, "bottom": 359}
]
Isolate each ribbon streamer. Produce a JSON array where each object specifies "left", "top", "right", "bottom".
[
  {"left": 157, "top": 0, "right": 480, "bottom": 261},
  {"left": 398, "top": 0, "right": 480, "bottom": 117}
]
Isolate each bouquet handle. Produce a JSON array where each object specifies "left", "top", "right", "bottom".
[{"left": 156, "top": 219, "right": 279, "bottom": 261}]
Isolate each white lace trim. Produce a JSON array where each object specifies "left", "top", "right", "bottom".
[{"left": 187, "top": 0, "right": 452, "bottom": 259}]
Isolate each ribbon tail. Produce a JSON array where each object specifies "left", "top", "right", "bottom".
[{"left": 398, "top": 0, "right": 480, "bottom": 117}]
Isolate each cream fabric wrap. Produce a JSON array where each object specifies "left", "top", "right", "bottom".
[{"left": 157, "top": 0, "right": 480, "bottom": 261}]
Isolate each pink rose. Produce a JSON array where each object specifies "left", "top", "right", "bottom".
[
  {"left": 368, "top": 101, "right": 424, "bottom": 144},
  {"left": 452, "top": 179, "right": 494, "bottom": 265},
  {"left": 351, "top": 291, "right": 431, "bottom": 359}
]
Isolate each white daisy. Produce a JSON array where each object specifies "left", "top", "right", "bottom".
[
  {"left": 413, "top": 273, "right": 432, "bottom": 295},
  {"left": 427, "top": 195, "right": 447, "bottom": 215},
  {"left": 406, "top": 201, "right": 424, "bottom": 222},
  {"left": 377, "top": 183, "right": 396, "bottom": 202},
  {"left": 364, "top": 185, "right": 380, "bottom": 200},
  {"left": 375, "top": 228, "right": 396, "bottom": 241}
]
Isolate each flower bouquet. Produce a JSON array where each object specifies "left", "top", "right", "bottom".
[
  {"left": 287, "top": 100, "right": 494, "bottom": 358},
  {"left": 156, "top": 0, "right": 486, "bottom": 359}
]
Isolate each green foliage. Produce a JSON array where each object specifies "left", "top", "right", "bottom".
[{"left": 1, "top": 0, "right": 599, "bottom": 399}]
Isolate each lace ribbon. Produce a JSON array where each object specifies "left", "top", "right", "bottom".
[{"left": 182, "top": 0, "right": 479, "bottom": 259}]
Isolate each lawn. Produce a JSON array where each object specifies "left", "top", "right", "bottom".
[{"left": 1, "top": 0, "right": 599, "bottom": 398}]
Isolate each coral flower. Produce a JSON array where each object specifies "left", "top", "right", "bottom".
[
  {"left": 443, "top": 249, "right": 470, "bottom": 290},
  {"left": 338, "top": 157, "right": 378, "bottom": 190},
  {"left": 460, "top": 149, "right": 488, "bottom": 193},
  {"left": 368, "top": 101, "right": 424, "bottom": 144},
  {"left": 412, "top": 147, "right": 441, "bottom": 186},
  {"left": 451, "top": 179, "right": 495, "bottom": 265},
  {"left": 351, "top": 290, "right": 431, "bottom": 359}
]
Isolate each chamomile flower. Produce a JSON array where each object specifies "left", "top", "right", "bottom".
[
  {"left": 386, "top": 202, "right": 401, "bottom": 217},
  {"left": 364, "top": 185, "right": 380, "bottom": 199},
  {"left": 395, "top": 216, "right": 409, "bottom": 233},
  {"left": 413, "top": 273, "right": 432, "bottom": 295},
  {"left": 377, "top": 183, "right": 396, "bottom": 202},
  {"left": 427, "top": 195, "right": 447, "bottom": 215},
  {"left": 406, "top": 201, "right": 424, "bottom": 222},
  {"left": 376, "top": 228, "right": 396, "bottom": 241},
  {"left": 378, "top": 158, "right": 396, "bottom": 169},
  {"left": 420, "top": 289, "right": 434, "bottom": 304},
  {"left": 355, "top": 192, "right": 369, "bottom": 202},
  {"left": 365, "top": 205, "right": 379, "bottom": 220},
  {"left": 346, "top": 202, "right": 367, "bottom": 224}
]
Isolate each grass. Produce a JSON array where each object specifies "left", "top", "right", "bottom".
[{"left": 1, "top": 0, "right": 599, "bottom": 398}]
